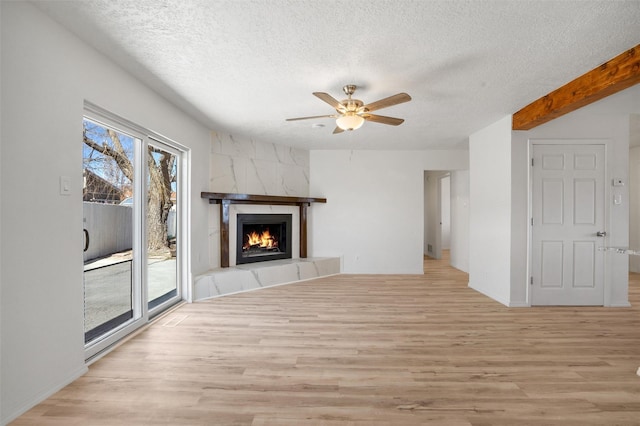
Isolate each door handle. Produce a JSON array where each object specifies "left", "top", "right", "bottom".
[
  {"left": 83, "top": 229, "right": 90, "bottom": 252},
  {"left": 596, "top": 231, "right": 607, "bottom": 237}
]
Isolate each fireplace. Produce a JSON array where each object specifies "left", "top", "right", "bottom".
[
  {"left": 236, "top": 214, "right": 293, "bottom": 265},
  {"left": 202, "top": 192, "right": 326, "bottom": 268}
]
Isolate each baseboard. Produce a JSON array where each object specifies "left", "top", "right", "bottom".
[
  {"left": 508, "top": 301, "right": 530, "bottom": 308},
  {"left": 468, "top": 281, "right": 510, "bottom": 307},
  {"left": 608, "top": 300, "right": 632, "bottom": 308},
  {"left": 2, "top": 364, "right": 88, "bottom": 425}
]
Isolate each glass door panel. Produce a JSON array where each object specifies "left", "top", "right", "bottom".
[
  {"left": 83, "top": 260, "right": 132, "bottom": 343},
  {"left": 147, "top": 142, "right": 179, "bottom": 310},
  {"left": 82, "top": 118, "right": 138, "bottom": 345},
  {"left": 82, "top": 108, "right": 185, "bottom": 359}
]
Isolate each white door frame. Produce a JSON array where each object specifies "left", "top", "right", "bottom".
[
  {"left": 83, "top": 102, "right": 191, "bottom": 361},
  {"left": 424, "top": 171, "right": 451, "bottom": 261},
  {"left": 528, "top": 138, "right": 612, "bottom": 306},
  {"left": 437, "top": 174, "right": 451, "bottom": 255}
]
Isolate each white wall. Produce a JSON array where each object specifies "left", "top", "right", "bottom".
[
  {"left": 470, "top": 87, "right": 636, "bottom": 308},
  {"left": 310, "top": 150, "right": 468, "bottom": 274},
  {"left": 469, "top": 115, "right": 514, "bottom": 306},
  {"left": 630, "top": 113, "right": 640, "bottom": 273},
  {"left": 0, "top": 4, "right": 3, "bottom": 421},
  {"left": 521, "top": 106, "right": 632, "bottom": 307},
  {"left": 472, "top": 98, "right": 632, "bottom": 308},
  {"left": 450, "top": 170, "right": 470, "bottom": 273},
  {"left": 1, "top": 3, "right": 211, "bottom": 423},
  {"left": 630, "top": 145, "right": 640, "bottom": 273}
]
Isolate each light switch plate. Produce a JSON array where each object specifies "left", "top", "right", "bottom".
[{"left": 60, "top": 176, "right": 71, "bottom": 195}]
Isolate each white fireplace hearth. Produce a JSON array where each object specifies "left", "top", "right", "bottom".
[{"left": 193, "top": 257, "right": 341, "bottom": 301}]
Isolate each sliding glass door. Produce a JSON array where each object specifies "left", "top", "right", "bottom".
[
  {"left": 82, "top": 110, "right": 184, "bottom": 359},
  {"left": 83, "top": 118, "right": 142, "bottom": 349},
  {"left": 147, "top": 142, "right": 180, "bottom": 311}
]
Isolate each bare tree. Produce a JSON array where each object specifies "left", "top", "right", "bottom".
[
  {"left": 83, "top": 124, "right": 176, "bottom": 256},
  {"left": 147, "top": 147, "right": 176, "bottom": 255}
]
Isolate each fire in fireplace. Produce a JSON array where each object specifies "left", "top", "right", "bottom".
[{"left": 236, "top": 214, "right": 292, "bottom": 264}]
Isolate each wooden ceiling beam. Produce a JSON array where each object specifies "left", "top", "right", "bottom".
[{"left": 512, "top": 44, "right": 640, "bottom": 131}]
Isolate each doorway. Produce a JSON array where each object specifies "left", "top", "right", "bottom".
[{"left": 424, "top": 170, "right": 469, "bottom": 272}]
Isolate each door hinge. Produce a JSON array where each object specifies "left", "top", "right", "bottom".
[
  {"left": 531, "top": 158, "right": 534, "bottom": 167},
  {"left": 530, "top": 276, "right": 533, "bottom": 285},
  {"left": 531, "top": 217, "right": 534, "bottom": 226}
]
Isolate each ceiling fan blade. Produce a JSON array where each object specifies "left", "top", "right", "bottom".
[
  {"left": 332, "top": 126, "right": 344, "bottom": 134},
  {"left": 313, "top": 92, "right": 345, "bottom": 111},
  {"left": 286, "top": 114, "right": 337, "bottom": 121},
  {"left": 362, "top": 114, "right": 405, "bottom": 126},
  {"left": 362, "top": 93, "right": 411, "bottom": 112}
]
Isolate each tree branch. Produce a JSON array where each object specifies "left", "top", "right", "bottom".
[{"left": 83, "top": 133, "right": 134, "bottom": 182}]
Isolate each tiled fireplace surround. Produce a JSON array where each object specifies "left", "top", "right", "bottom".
[{"left": 193, "top": 133, "right": 341, "bottom": 301}]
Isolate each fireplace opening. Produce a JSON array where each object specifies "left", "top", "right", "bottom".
[{"left": 236, "top": 214, "right": 292, "bottom": 265}]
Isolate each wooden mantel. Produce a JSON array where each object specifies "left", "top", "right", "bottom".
[{"left": 201, "top": 192, "right": 327, "bottom": 268}]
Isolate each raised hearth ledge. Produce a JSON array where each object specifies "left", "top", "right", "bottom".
[{"left": 193, "top": 257, "right": 341, "bottom": 301}]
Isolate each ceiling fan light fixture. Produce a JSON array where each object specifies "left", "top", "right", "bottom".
[
  {"left": 336, "top": 112, "right": 365, "bottom": 131},
  {"left": 286, "top": 84, "right": 411, "bottom": 134}
]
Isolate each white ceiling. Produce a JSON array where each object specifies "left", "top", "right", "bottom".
[{"left": 34, "top": 0, "right": 640, "bottom": 151}]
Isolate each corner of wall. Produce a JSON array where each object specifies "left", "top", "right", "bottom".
[
  {"left": 468, "top": 281, "right": 511, "bottom": 307},
  {"left": 468, "top": 115, "right": 513, "bottom": 305},
  {"left": 509, "top": 130, "right": 530, "bottom": 306}
]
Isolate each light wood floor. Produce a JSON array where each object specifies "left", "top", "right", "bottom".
[{"left": 12, "top": 256, "right": 640, "bottom": 425}]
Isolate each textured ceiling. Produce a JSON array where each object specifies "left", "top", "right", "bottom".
[{"left": 34, "top": 0, "right": 640, "bottom": 150}]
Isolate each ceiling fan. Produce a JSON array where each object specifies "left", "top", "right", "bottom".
[{"left": 286, "top": 84, "right": 411, "bottom": 134}]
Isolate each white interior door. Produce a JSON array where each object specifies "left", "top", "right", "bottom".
[{"left": 531, "top": 143, "right": 606, "bottom": 305}]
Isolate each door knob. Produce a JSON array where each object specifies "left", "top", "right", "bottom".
[{"left": 596, "top": 231, "right": 607, "bottom": 237}]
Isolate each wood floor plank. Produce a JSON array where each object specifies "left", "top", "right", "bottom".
[{"left": 11, "top": 253, "right": 640, "bottom": 425}]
